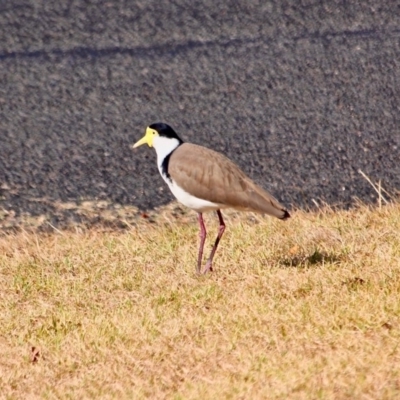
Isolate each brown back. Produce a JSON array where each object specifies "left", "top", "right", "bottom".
[{"left": 168, "top": 143, "right": 289, "bottom": 219}]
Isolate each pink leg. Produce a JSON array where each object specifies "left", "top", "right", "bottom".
[
  {"left": 203, "top": 210, "right": 225, "bottom": 274},
  {"left": 197, "top": 213, "right": 207, "bottom": 274}
]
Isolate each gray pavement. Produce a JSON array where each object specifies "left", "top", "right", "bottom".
[{"left": 1, "top": 1, "right": 400, "bottom": 229}]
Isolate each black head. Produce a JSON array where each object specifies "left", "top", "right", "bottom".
[{"left": 149, "top": 123, "right": 184, "bottom": 144}]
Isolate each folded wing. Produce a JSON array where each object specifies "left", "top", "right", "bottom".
[{"left": 168, "top": 143, "right": 290, "bottom": 219}]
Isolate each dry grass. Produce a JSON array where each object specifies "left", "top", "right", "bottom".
[{"left": 1, "top": 202, "right": 400, "bottom": 399}]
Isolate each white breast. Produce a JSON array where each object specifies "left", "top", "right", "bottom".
[
  {"left": 153, "top": 136, "right": 224, "bottom": 212},
  {"left": 158, "top": 165, "right": 223, "bottom": 212}
]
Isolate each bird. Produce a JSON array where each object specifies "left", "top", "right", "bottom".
[{"left": 133, "top": 122, "right": 290, "bottom": 274}]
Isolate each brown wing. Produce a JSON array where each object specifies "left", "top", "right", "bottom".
[{"left": 168, "top": 143, "right": 290, "bottom": 219}]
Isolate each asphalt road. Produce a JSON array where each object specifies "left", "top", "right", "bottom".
[{"left": 1, "top": 1, "right": 400, "bottom": 229}]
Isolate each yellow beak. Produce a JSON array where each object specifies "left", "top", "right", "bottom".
[{"left": 132, "top": 127, "right": 155, "bottom": 148}]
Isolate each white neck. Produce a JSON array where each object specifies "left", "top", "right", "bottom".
[{"left": 153, "top": 136, "right": 181, "bottom": 166}]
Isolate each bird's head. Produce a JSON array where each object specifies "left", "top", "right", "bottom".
[{"left": 133, "top": 123, "right": 183, "bottom": 149}]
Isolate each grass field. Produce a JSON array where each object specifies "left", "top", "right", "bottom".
[{"left": 1, "top": 202, "right": 400, "bottom": 399}]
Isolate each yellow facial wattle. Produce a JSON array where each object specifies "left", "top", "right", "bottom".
[{"left": 133, "top": 127, "right": 158, "bottom": 148}]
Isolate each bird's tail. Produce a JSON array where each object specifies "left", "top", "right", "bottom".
[{"left": 279, "top": 209, "right": 291, "bottom": 220}]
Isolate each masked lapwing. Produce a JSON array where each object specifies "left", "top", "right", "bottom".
[{"left": 133, "top": 123, "right": 290, "bottom": 274}]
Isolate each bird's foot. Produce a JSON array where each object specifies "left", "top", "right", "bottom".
[{"left": 202, "top": 261, "right": 213, "bottom": 274}]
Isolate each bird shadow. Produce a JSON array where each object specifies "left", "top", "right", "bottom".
[{"left": 278, "top": 249, "right": 345, "bottom": 268}]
